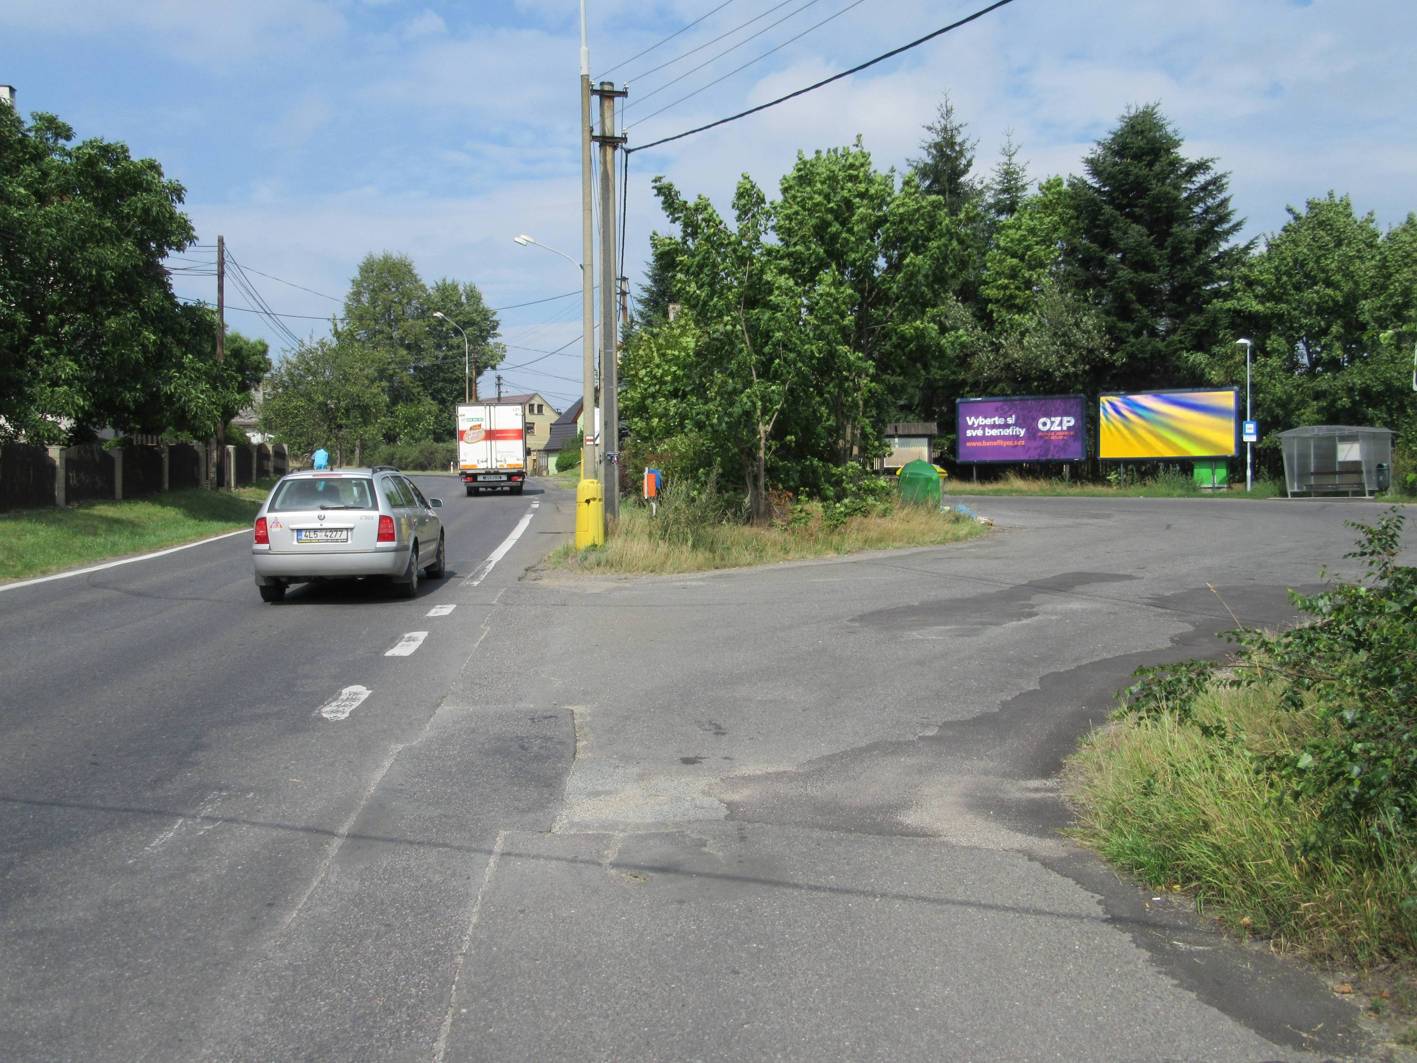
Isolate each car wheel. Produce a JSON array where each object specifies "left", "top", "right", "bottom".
[
  {"left": 512, "top": 484, "right": 524, "bottom": 495},
  {"left": 259, "top": 582, "right": 286, "bottom": 603},
  {"left": 396, "top": 543, "right": 419, "bottom": 598},
  {"left": 425, "top": 532, "right": 446, "bottom": 579}
]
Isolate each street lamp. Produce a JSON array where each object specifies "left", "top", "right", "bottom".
[
  {"left": 514, "top": 233, "right": 583, "bottom": 272},
  {"left": 1237, "top": 338, "right": 1253, "bottom": 492},
  {"left": 432, "top": 311, "right": 473, "bottom": 402},
  {"left": 1380, "top": 330, "right": 1417, "bottom": 392}
]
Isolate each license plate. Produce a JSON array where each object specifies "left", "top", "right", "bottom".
[
  {"left": 295, "top": 528, "right": 349, "bottom": 543},
  {"left": 483, "top": 474, "right": 507, "bottom": 482}
]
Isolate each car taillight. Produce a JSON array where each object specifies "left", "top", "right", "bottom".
[
  {"left": 253, "top": 517, "right": 269, "bottom": 545},
  {"left": 377, "top": 515, "right": 396, "bottom": 542}
]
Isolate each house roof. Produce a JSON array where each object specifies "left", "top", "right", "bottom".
[{"left": 543, "top": 398, "right": 583, "bottom": 453}]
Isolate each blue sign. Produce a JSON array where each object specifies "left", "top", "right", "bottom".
[{"left": 1242, "top": 420, "right": 1259, "bottom": 443}]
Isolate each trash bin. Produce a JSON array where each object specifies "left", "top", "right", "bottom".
[
  {"left": 1375, "top": 462, "right": 1391, "bottom": 493},
  {"left": 898, "top": 459, "right": 941, "bottom": 507},
  {"left": 1193, "top": 459, "right": 1228, "bottom": 490}
]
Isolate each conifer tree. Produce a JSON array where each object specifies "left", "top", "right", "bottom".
[{"left": 1065, "top": 105, "right": 1247, "bottom": 389}]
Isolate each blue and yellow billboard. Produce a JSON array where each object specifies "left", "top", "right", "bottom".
[{"left": 1098, "top": 389, "right": 1239, "bottom": 460}]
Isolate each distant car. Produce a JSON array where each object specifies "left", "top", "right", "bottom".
[{"left": 251, "top": 466, "right": 445, "bottom": 602}]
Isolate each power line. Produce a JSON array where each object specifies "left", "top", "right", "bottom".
[
  {"left": 628, "top": 0, "right": 1019, "bottom": 154},
  {"left": 490, "top": 289, "right": 581, "bottom": 312},
  {"left": 178, "top": 295, "right": 331, "bottom": 322},
  {"left": 625, "top": 0, "right": 832, "bottom": 114},
  {"left": 232, "top": 263, "right": 343, "bottom": 303},
  {"left": 597, "top": 0, "right": 739, "bottom": 80},
  {"left": 631, "top": 0, "right": 871, "bottom": 129},
  {"left": 621, "top": 0, "right": 809, "bottom": 87}
]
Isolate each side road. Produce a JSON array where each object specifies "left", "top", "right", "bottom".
[{"left": 429, "top": 495, "right": 1414, "bottom": 1061}]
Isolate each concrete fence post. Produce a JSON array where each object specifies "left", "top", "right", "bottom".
[
  {"left": 48, "top": 446, "right": 66, "bottom": 507},
  {"left": 113, "top": 446, "right": 125, "bottom": 501},
  {"left": 225, "top": 445, "right": 237, "bottom": 489},
  {"left": 161, "top": 444, "right": 170, "bottom": 492}
]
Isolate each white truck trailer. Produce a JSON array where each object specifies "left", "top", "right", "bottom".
[{"left": 456, "top": 403, "right": 527, "bottom": 496}]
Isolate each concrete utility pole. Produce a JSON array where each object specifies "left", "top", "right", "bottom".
[
  {"left": 215, "top": 234, "right": 226, "bottom": 486},
  {"left": 594, "top": 80, "right": 627, "bottom": 517},
  {"left": 579, "top": 6, "right": 598, "bottom": 483},
  {"left": 496, "top": 374, "right": 504, "bottom": 400}
]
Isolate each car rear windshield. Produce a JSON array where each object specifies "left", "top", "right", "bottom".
[{"left": 269, "top": 477, "right": 376, "bottom": 512}]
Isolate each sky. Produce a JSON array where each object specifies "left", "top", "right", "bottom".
[{"left": 4, "top": 0, "right": 1415, "bottom": 412}]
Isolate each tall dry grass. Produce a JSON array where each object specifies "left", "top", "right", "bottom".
[
  {"left": 551, "top": 497, "right": 984, "bottom": 575},
  {"left": 1065, "top": 680, "right": 1417, "bottom": 965}
]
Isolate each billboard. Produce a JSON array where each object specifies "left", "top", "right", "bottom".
[
  {"left": 1098, "top": 388, "right": 1239, "bottom": 460},
  {"left": 956, "top": 395, "right": 1086, "bottom": 463}
]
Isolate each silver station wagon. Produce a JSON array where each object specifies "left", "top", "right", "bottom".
[{"left": 251, "top": 466, "right": 445, "bottom": 602}]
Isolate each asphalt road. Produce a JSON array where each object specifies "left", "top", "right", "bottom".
[{"left": 2, "top": 486, "right": 1413, "bottom": 1061}]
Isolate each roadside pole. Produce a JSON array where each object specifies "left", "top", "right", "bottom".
[
  {"left": 214, "top": 234, "right": 226, "bottom": 488},
  {"left": 595, "top": 80, "right": 627, "bottom": 519},
  {"left": 575, "top": 2, "right": 604, "bottom": 548}
]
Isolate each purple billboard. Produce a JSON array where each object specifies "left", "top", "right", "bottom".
[{"left": 956, "top": 394, "right": 1087, "bottom": 463}]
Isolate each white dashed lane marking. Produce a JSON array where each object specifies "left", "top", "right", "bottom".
[
  {"left": 385, "top": 631, "right": 429, "bottom": 657},
  {"left": 320, "top": 685, "right": 372, "bottom": 721},
  {"left": 426, "top": 604, "right": 456, "bottom": 617}
]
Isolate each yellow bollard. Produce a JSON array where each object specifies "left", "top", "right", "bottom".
[{"left": 575, "top": 477, "right": 604, "bottom": 549}]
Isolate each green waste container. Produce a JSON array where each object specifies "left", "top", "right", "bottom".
[
  {"left": 1193, "top": 460, "right": 1229, "bottom": 490},
  {"left": 898, "top": 459, "right": 942, "bottom": 506}
]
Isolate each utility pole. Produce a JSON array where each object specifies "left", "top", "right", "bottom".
[
  {"left": 496, "top": 374, "right": 504, "bottom": 400},
  {"left": 215, "top": 233, "right": 226, "bottom": 488},
  {"left": 578, "top": 4, "right": 598, "bottom": 486},
  {"left": 594, "top": 80, "right": 627, "bottom": 518}
]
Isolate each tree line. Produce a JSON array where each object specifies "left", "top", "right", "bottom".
[
  {"left": 0, "top": 107, "right": 267, "bottom": 446},
  {"left": 1, "top": 104, "right": 504, "bottom": 466},
  {"left": 258, "top": 253, "right": 503, "bottom": 466},
  {"left": 622, "top": 98, "right": 1417, "bottom": 517}
]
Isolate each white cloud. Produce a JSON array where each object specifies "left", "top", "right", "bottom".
[
  {"left": 0, "top": 0, "right": 345, "bottom": 60},
  {"left": 401, "top": 9, "right": 446, "bottom": 41}
]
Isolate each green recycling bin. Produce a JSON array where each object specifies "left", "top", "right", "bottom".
[
  {"left": 1193, "top": 459, "right": 1229, "bottom": 490},
  {"left": 898, "top": 459, "right": 942, "bottom": 506}
]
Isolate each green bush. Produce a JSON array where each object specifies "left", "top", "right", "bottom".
[
  {"left": 365, "top": 439, "right": 456, "bottom": 471},
  {"left": 1120, "top": 508, "right": 1417, "bottom": 851}
]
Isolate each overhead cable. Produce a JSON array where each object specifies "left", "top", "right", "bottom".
[
  {"left": 625, "top": 0, "right": 833, "bottom": 113},
  {"left": 629, "top": 0, "right": 1020, "bottom": 154},
  {"left": 597, "top": 0, "right": 738, "bottom": 80},
  {"left": 621, "top": 0, "right": 809, "bottom": 87}
]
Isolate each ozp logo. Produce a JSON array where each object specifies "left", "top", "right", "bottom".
[{"left": 1037, "top": 416, "right": 1076, "bottom": 432}]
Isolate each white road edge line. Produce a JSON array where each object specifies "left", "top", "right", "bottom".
[
  {"left": 461, "top": 507, "right": 536, "bottom": 588},
  {"left": 426, "top": 603, "right": 457, "bottom": 617},
  {"left": 319, "top": 685, "right": 372, "bottom": 721},
  {"left": 385, "top": 631, "right": 429, "bottom": 657},
  {"left": 0, "top": 529, "right": 250, "bottom": 593}
]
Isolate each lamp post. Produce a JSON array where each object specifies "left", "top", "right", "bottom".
[
  {"left": 1237, "top": 338, "right": 1253, "bottom": 492},
  {"left": 1380, "top": 329, "right": 1417, "bottom": 392},
  {"left": 514, "top": 234, "right": 583, "bottom": 272},
  {"left": 433, "top": 311, "right": 472, "bottom": 402}
]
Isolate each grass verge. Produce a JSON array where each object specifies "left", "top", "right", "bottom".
[
  {"left": 1064, "top": 508, "right": 1417, "bottom": 1038},
  {"left": 0, "top": 484, "right": 272, "bottom": 583},
  {"left": 549, "top": 499, "right": 986, "bottom": 575},
  {"left": 946, "top": 471, "right": 1287, "bottom": 498},
  {"left": 1065, "top": 679, "right": 1417, "bottom": 962}
]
